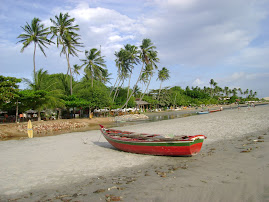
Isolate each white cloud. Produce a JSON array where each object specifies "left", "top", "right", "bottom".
[
  {"left": 226, "top": 46, "right": 269, "bottom": 68},
  {"left": 144, "top": 0, "right": 268, "bottom": 67},
  {"left": 192, "top": 78, "right": 204, "bottom": 86}
]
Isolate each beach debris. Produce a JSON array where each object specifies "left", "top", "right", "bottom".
[
  {"left": 93, "top": 189, "right": 106, "bottom": 193},
  {"left": 158, "top": 172, "right": 167, "bottom": 177},
  {"left": 107, "top": 186, "right": 118, "bottom": 191},
  {"left": 181, "top": 164, "right": 188, "bottom": 169},
  {"left": 253, "top": 139, "right": 264, "bottom": 143},
  {"left": 124, "top": 177, "right": 137, "bottom": 184},
  {"left": 114, "top": 114, "right": 149, "bottom": 122},
  {"left": 16, "top": 121, "right": 87, "bottom": 135},
  {"left": 81, "top": 138, "right": 88, "bottom": 144},
  {"left": 97, "top": 176, "right": 106, "bottom": 180},
  {"left": 240, "top": 148, "right": 252, "bottom": 153},
  {"left": 168, "top": 166, "right": 179, "bottom": 171},
  {"left": 55, "top": 194, "right": 73, "bottom": 199},
  {"left": 155, "top": 170, "right": 167, "bottom": 177},
  {"left": 105, "top": 194, "right": 122, "bottom": 201},
  {"left": 107, "top": 186, "right": 125, "bottom": 191}
]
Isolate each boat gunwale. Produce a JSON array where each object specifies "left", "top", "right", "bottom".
[{"left": 100, "top": 126, "right": 206, "bottom": 145}]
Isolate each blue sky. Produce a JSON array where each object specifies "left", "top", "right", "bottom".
[{"left": 0, "top": 0, "right": 269, "bottom": 98}]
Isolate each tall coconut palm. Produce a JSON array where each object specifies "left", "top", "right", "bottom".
[
  {"left": 157, "top": 67, "right": 170, "bottom": 101},
  {"left": 17, "top": 18, "right": 53, "bottom": 81},
  {"left": 140, "top": 50, "right": 159, "bottom": 101},
  {"left": 63, "top": 35, "right": 83, "bottom": 95},
  {"left": 50, "top": 12, "right": 82, "bottom": 95},
  {"left": 224, "top": 86, "right": 230, "bottom": 97},
  {"left": 232, "top": 88, "right": 238, "bottom": 96},
  {"left": 139, "top": 71, "right": 149, "bottom": 100},
  {"left": 72, "top": 64, "right": 81, "bottom": 80},
  {"left": 112, "top": 48, "right": 130, "bottom": 101},
  {"left": 122, "top": 38, "right": 157, "bottom": 108},
  {"left": 80, "top": 48, "right": 106, "bottom": 88},
  {"left": 124, "top": 44, "right": 140, "bottom": 98},
  {"left": 209, "top": 79, "right": 215, "bottom": 97},
  {"left": 238, "top": 88, "right": 243, "bottom": 96},
  {"left": 100, "top": 69, "right": 112, "bottom": 85},
  {"left": 244, "top": 89, "right": 249, "bottom": 98}
]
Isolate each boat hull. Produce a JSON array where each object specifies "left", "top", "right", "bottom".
[
  {"left": 209, "top": 109, "right": 221, "bottom": 113},
  {"left": 100, "top": 125, "right": 206, "bottom": 156},
  {"left": 197, "top": 111, "right": 209, "bottom": 114}
]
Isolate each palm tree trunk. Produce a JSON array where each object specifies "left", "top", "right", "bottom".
[
  {"left": 110, "top": 75, "right": 119, "bottom": 96},
  {"left": 139, "top": 82, "right": 143, "bottom": 100},
  {"left": 16, "top": 100, "right": 18, "bottom": 123},
  {"left": 115, "top": 80, "right": 124, "bottom": 101},
  {"left": 158, "top": 82, "right": 162, "bottom": 101},
  {"left": 33, "top": 43, "right": 36, "bottom": 82},
  {"left": 127, "top": 74, "right": 132, "bottom": 99},
  {"left": 65, "top": 53, "right": 72, "bottom": 95},
  {"left": 70, "top": 64, "right": 73, "bottom": 96},
  {"left": 113, "top": 78, "right": 123, "bottom": 103},
  {"left": 38, "top": 110, "right": 41, "bottom": 121},
  {"left": 140, "top": 74, "right": 152, "bottom": 101},
  {"left": 121, "top": 62, "right": 145, "bottom": 109}
]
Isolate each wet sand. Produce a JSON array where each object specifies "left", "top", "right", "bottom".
[{"left": 0, "top": 105, "right": 268, "bottom": 201}]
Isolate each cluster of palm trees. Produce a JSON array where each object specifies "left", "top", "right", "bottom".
[
  {"left": 17, "top": 13, "right": 108, "bottom": 96},
  {"left": 17, "top": 13, "right": 171, "bottom": 109},
  {"left": 206, "top": 79, "right": 257, "bottom": 99},
  {"left": 110, "top": 39, "right": 170, "bottom": 108}
]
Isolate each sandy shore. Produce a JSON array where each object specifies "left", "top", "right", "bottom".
[{"left": 0, "top": 105, "right": 268, "bottom": 201}]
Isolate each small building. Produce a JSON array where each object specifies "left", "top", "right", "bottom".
[{"left": 135, "top": 99, "right": 150, "bottom": 111}]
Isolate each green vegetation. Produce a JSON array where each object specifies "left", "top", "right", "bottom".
[{"left": 0, "top": 13, "right": 261, "bottom": 121}]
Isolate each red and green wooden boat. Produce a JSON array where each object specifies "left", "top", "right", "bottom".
[
  {"left": 99, "top": 125, "right": 207, "bottom": 156},
  {"left": 209, "top": 109, "right": 222, "bottom": 113}
]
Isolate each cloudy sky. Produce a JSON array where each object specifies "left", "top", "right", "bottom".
[{"left": 1, "top": 0, "right": 269, "bottom": 98}]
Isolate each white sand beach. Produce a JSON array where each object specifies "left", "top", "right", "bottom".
[{"left": 0, "top": 105, "right": 268, "bottom": 201}]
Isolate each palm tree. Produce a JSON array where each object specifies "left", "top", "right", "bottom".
[
  {"left": 23, "top": 68, "right": 49, "bottom": 91},
  {"left": 80, "top": 48, "right": 106, "bottom": 88},
  {"left": 72, "top": 64, "right": 81, "bottom": 80},
  {"left": 140, "top": 50, "right": 159, "bottom": 101},
  {"left": 122, "top": 38, "right": 157, "bottom": 108},
  {"left": 249, "top": 89, "right": 253, "bottom": 98},
  {"left": 124, "top": 44, "right": 140, "bottom": 98},
  {"left": 50, "top": 12, "right": 82, "bottom": 95},
  {"left": 244, "top": 89, "right": 249, "bottom": 98},
  {"left": 238, "top": 88, "right": 243, "bottom": 97},
  {"left": 232, "top": 88, "right": 238, "bottom": 96},
  {"left": 139, "top": 71, "right": 149, "bottom": 100},
  {"left": 209, "top": 79, "right": 215, "bottom": 97},
  {"left": 224, "top": 86, "right": 230, "bottom": 97},
  {"left": 157, "top": 67, "right": 170, "bottom": 101},
  {"left": 112, "top": 48, "right": 130, "bottom": 101},
  {"left": 23, "top": 69, "right": 64, "bottom": 120},
  {"left": 100, "top": 69, "right": 112, "bottom": 85},
  {"left": 17, "top": 18, "right": 53, "bottom": 81}
]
